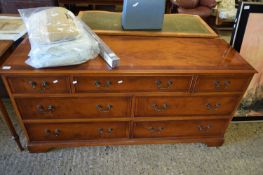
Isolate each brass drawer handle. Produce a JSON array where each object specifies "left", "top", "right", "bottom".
[
  {"left": 98, "top": 128, "right": 104, "bottom": 135},
  {"left": 108, "top": 128, "right": 113, "bottom": 135},
  {"left": 94, "top": 80, "right": 112, "bottom": 88},
  {"left": 155, "top": 80, "right": 173, "bottom": 90},
  {"left": 148, "top": 127, "right": 164, "bottom": 133},
  {"left": 152, "top": 103, "right": 168, "bottom": 112},
  {"left": 98, "top": 128, "right": 113, "bottom": 136},
  {"left": 44, "top": 129, "right": 51, "bottom": 136},
  {"left": 96, "top": 104, "right": 113, "bottom": 112},
  {"left": 40, "top": 81, "right": 49, "bottom": 93},
  {"left": 29, "top": 81, "right": 37, "bottom": 89},
  {"left": 28, "top": 80, "right": 49, "bottom": 92},
  {"left": 224, "top": 80, "right": 231, "bottom": 89},
  {"left": 44, "top": 128, "right": 61, "bottom": 137},
  {"left": 206, "top": 102, "right": 221, "bottom": 111},
  {"left": 214, "top": 80, "right": 231, "bottom": 90},
  {"left": 198, "top": 125, "right": 211, "bottom": 132},
  {"left": 54, "top": 129, "right": 61, "bottom": 137},
  {"left": 37, "top": 105, "right": 55, "bottom": 113},
  {"left": 42, "top": 81, "right": 49, "bottom": 89},
  {"left": 214, "top": 80, "right": 220, "bottom": 89}
]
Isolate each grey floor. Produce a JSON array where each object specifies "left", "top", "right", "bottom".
[{"left": 0, "top": 100, "right": 263, "bottom": 175}]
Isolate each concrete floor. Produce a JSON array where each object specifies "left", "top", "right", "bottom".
[{"left": 0, "top": 100, "right": 263, "bottom": 175}]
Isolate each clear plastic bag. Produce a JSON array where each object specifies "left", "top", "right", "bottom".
[{"left": 19, "top": 7, "right": 100, "bottom": 68}]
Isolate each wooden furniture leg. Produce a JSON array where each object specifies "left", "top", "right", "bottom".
[{"left": 0, "top": 99, "right": 24, "bottom": 151}]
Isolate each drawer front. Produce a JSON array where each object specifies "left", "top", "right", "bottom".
[
  {"left": 195, "top": 75, "right": 250, "bottom": 92},
  {"left": 7, "top": 76, "right": 70, "bottom": 94},
  {"left": 16, "top": 97, "right": 131, "bottom": 119},
  {"left": 135, "top": 95, "right": 239, "bottom": 117},
  {"left": 133, "top": 119, "right": 228, "bottom": 138},
  {"left": 74, "top": 76, "right": 192, "bottom": 92},
  {"left": 25, "top": 122, "right": 129, "bottom": 141}
]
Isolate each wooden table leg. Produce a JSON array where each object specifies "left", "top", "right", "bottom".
[{"left": 0, "top": 99, "right": 24, "bottom": 151}]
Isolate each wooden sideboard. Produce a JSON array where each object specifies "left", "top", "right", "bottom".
[{"left": 0, "top": 36, "right": 256, "bottom": 153}]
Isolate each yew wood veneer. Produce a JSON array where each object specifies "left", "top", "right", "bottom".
[{"left": 0, "top": 35, "right": 256, "bottom": 153}]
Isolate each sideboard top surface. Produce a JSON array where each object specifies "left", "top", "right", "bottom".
[{"left": 0, "top": 35, "right": 256, "bottom": 74}]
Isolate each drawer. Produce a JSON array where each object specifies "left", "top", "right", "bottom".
[
  {"left": 73, "top": 76, "right": 192, "bottom": 92},
  {"left": 195, "top": 75, "right": 250, "bottom": 92},
  {"left": 7, "top": 76, "right": 70, "bottom": 94},
  {"left": 25, "top": 122, "right": 129, "bottom": 141},
  {"left": 16, "top": 97, "right": 131, "bottom": 119},
  {"left": 135, "top": 95, "right": 239, "bottom": 117},
  {"left": 133, "top": 119, "right": 228, "bottom": 138}
]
